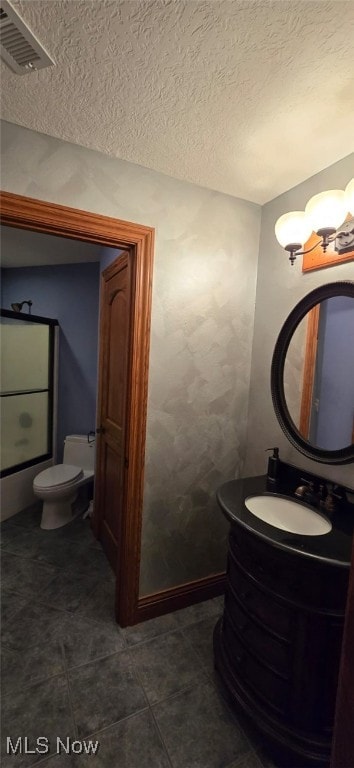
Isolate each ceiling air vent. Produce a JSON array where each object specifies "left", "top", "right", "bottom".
[{"left": 0, "top": 0, "right": 54, "bottom": 74}]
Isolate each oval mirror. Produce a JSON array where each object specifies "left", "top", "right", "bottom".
[{"left": 271, "top": 281, "right": 354, "bottom": 464}]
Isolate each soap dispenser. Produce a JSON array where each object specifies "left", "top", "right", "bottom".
[{"left": 266, "top": 447, "right": 279, "bottom": 482}]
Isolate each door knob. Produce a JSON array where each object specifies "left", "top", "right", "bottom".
[{"left": 96, "top": 426, "right": 105, "bottom": 434}]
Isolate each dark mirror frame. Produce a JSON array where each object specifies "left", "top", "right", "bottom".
[{"left": 271, "top": 280, "right": 354, "bottom": 465}]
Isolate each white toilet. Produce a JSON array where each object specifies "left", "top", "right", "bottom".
[{"left": 33, "top": 434, "right": 95, "bottom": 530}]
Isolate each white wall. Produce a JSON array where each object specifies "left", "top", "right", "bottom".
[
  {"left": 1, "top": 121, "right": 261, "bottom": 592},
  {"left": 244, "top": 154, "right": 354, "bottom": 489}
]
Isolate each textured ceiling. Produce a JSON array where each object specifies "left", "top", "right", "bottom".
[{"left": 1, "top": 0, "right": 354, "bottom": 204}]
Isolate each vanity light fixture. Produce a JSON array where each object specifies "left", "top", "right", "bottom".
[{"left": 275, "top": 178, "right": 354, "bottom": 265}]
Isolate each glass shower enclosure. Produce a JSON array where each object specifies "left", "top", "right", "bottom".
[{"left": 0, "top": 309, "right": 58, "bottom": 478}]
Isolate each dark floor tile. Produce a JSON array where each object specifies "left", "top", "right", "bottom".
[
  {"left": 68, "top": 650, "right": 147, "bottom": 737},
  {"left": 54, "top": 518, "right": 100, "bottom": 548},
  {"left": 0, "top": 521, "right": 90, "bottom": 573},
  {"left": 1, "top": 643, "right": 65, "bottom": 695},
  {"left": 38, "top": 572, "right": 100, "bottom": 613},
  {"left": 0, "top": 517, "right": 17, "bottom": 531},
  {"left": 0, "top": 525, "right": 40, "bottom": 559},
  {"left": 2, "top": 601, "right": 64, "bottom": 651},
  {"left": 227, "top": 752, "right": 263, "bottom": 768},
  {"left": 2, "top": 603, "right": 125, "bottom": 678},
  {"left": 0, "top": 512, "right": 262, "bottom": 768},
  {"left": 174, "top": 596, "right": 223, "bottom": 627},
  {"left": 122, "top": 611, "right": 180, "bottom": 646},
  {"left": 153, "top": 681, "right": 249, "bottom": 768},
  {"left": 1, "top": 588, "right": 27, "bottom": 625},
  {"left": 66, "top": 546, "right": 114, "bottom": 583},
  {"left": 88, "top": 534, "right": 103, "bottom": 551},
  {"left": 1, "top": 525, "right": 112, "bottom": 582},
  {"left": 182, "top": 615, "right": 217, "bottom": 675},
  {"left": 31, "top": 535, "right": 87, "bottom": 570},
  {"left": 1, "top": 676, "right": 75, "bottom": 768},
  {"left": 36, "top": 756, "right": 81, "bottom": 768},
  {"left": 54, "top": 611, "right": 126, "bottom": 669},
  {"left": 1, "top": 552, "right": 59, "bottom": 598},
  {"left": 215, "top": 689, "right": 278, "bottom": 768},
  {"left": 88, "top": 710, "right": 171, "bottom": 768},
  {"left": 130, "top": 629, "right": 207, "bottom": 704},
  {"left": 77, "top": 581, "right": 117, "bottom": 625},
  {"left": 212, "top": 594, "right": 226, "bottom": 612},
  {"left": 2, "top": 503, "right": 42, "bottom": 529}
]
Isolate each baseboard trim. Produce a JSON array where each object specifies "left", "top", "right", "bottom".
[{"left": 135, "top": 572, "right": 226, "bottom": 624}]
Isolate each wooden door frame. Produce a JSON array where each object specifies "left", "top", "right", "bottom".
[
  {"left": 299, "top": 303, "right": 320, "bottom": 439},
  {"left": 0, "top": 191, "right": 154, "bottom": 626}
]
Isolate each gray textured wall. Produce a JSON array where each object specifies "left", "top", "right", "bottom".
[
  {"left": 1, "top": 121, "right": 261, "bottom": 594},
  {"left": 244, "top": 154, "right": 354, "bottom": 489}
]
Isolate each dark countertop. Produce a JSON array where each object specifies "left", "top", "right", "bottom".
[{"left": 217, "top": 473, "right": 354, "bottom": 568}]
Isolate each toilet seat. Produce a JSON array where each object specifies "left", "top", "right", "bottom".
[{"left": 33, "top": 464, "right": 83, "bottom": 491}]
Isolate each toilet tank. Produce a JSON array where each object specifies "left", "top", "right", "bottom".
[{"left": 63, "top": 434, "right": 95, "bottom": 471}]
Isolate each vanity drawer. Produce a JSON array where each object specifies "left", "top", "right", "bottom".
[
  {"left": 223, "top": 613, "right": 289, "bottom": 713},
  {"left": 229, "top": 528, "right": 300, "bottom": 600},
  {"left": 224, "top": 587, "right": 291, "bottom": 676},
  {"left": 227, "top": 553, "right": 293, "bottom": 639},
  {"left": 229, "top": 523, "right": 349, "bottom": 612}
]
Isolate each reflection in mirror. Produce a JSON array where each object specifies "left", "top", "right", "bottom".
[{"left": 284, "top": 296, "right": 354, "bottom": 451}]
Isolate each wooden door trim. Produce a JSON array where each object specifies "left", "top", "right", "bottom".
[
  {"left": 0, "top": 190, "right": 154, "bottom": 626},
  {"left": 137, "top": 573, "right": 226, "bottom": 623},
  {"left": 0, "top": 191, "right": 151, "bottom": 246},
  {"left": 299, "top": 304, "right": 320, "bottom": 438}
]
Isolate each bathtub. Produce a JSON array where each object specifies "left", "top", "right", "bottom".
[{"left": 1, "top": 458, "right": 54, "bottom": 522}]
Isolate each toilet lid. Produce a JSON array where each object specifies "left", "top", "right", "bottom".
[{"left": 34, "top": 464, "right": 83, "bottom": 489}]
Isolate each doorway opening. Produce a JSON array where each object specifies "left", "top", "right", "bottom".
[{"left": 0, "top": 191, "right": 155, "bottom": 626}]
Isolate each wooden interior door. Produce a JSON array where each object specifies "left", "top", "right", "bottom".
[{"left": 94, "top": 253, "right": 132, "bottom": 580}]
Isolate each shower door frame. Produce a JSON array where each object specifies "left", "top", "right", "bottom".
[
  {"left": 0, "top": 308, "right": 58, "bottom": 478},
  {"left": 0, "top": 191, "right": 154, "bottom": 627}
]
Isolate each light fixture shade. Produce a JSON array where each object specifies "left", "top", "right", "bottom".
[
  {"left": 305, "top": 189, "right": 347, "bottom": 233},
  {"left": 345, "top": 178, "right": 354, "bottom": 215},
  {"left": 275, "top": 211, "right": 312, "bottom": 249}
]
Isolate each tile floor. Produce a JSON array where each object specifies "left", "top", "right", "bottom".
[{"left": 1, "top": 503, "right": 277, "bottom": 768}]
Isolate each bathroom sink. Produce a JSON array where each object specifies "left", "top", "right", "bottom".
[{"left": 245, "top": 495, "right": 332, "bottom": 536}]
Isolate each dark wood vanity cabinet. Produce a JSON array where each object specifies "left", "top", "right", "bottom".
[{"left": 214, "top": 524, "right": 349, "bottom": 767}]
